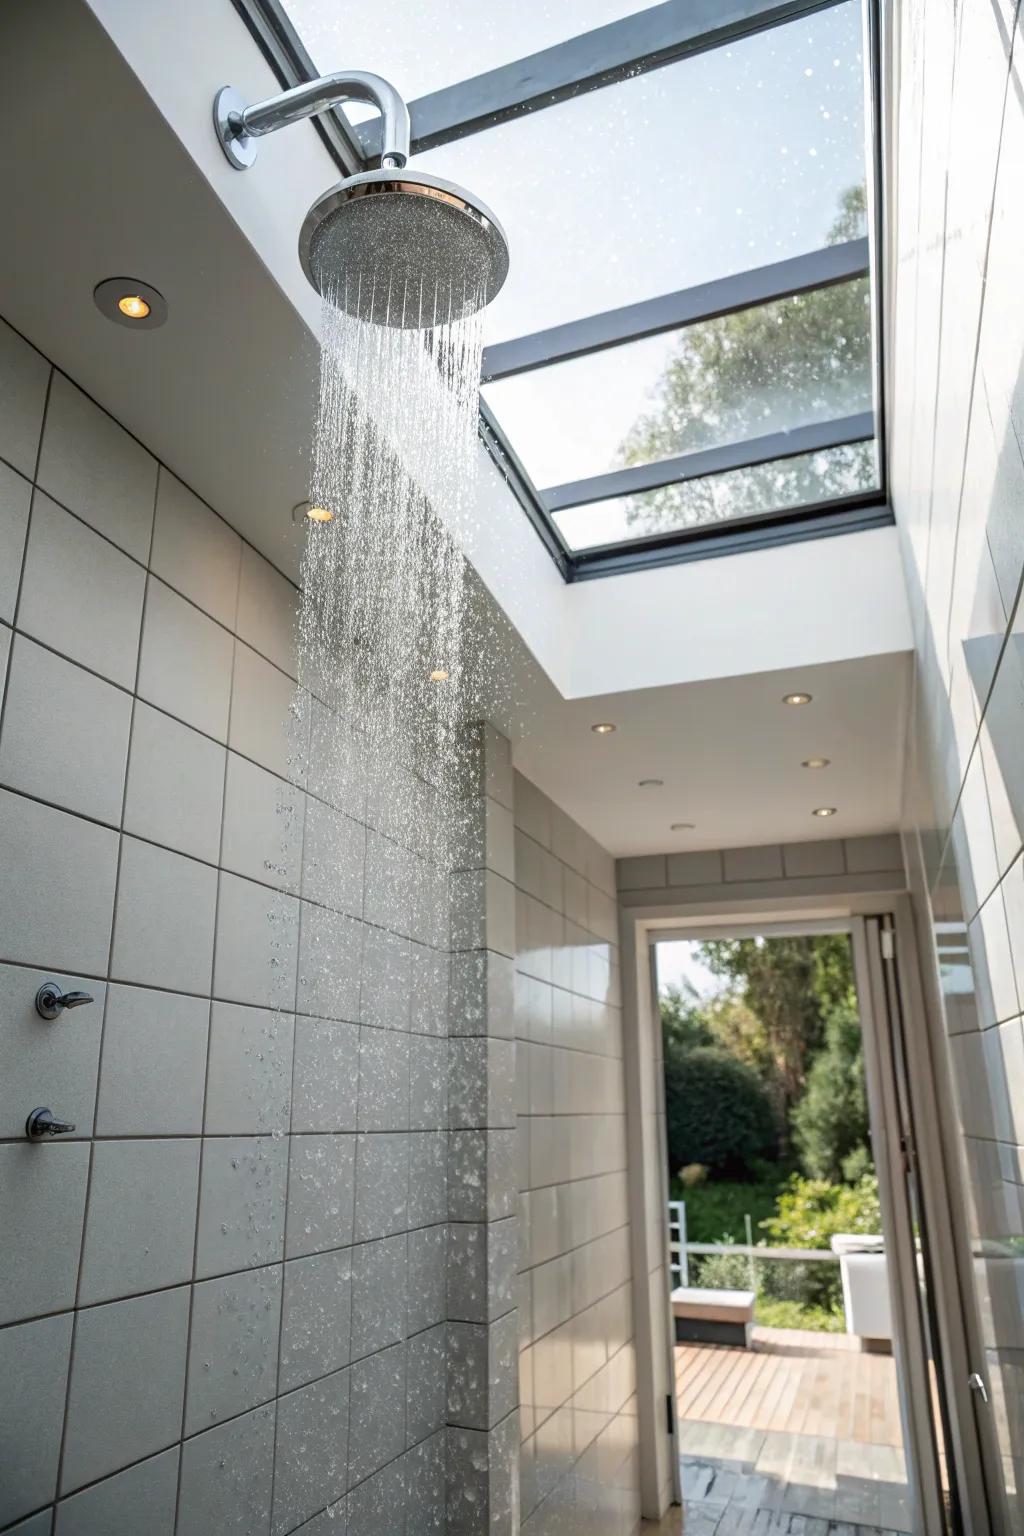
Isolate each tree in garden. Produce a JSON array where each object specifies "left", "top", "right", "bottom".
[
  {"left": 664, "top": 1045, "right": 778, "bottom": 1178},
  {"left": 792, "top": 1002, "right": 872, "bottom": 1182},
  {"left": 618, "top": 184, "right": 874, "bottom": 535},
  {"left": 660, "top": 981, "right": 713, "bottom": 1056},
  {"left": 697, "top": 934, "right": 855, "bottom": 1127}
]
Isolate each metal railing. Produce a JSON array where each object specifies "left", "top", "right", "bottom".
[{"left": 668, "top": 1198, "right": 841, "bottom": 1291}]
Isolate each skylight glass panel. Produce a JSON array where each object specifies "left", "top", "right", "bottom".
[
  {"left": 418, "top": 0, "right": 867, "bottom": 344},
  {"left": 482, "top": 277, "right": 872, "bottom": 490},
  {"left": 552, "top": 441, "right": 880, "bottom": 552},
  {"left": 277, "top": 0, "right": 654, "bottom": 108}
]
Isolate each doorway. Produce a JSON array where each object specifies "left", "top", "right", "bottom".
[{"left": 652, "top": 917, "right": 954, "bottom": 1535}]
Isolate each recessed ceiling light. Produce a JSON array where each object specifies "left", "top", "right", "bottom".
[
  {"left": 93, "top": 277, "right": 167, "bottom": 329},
  {"left": 802, "top": 757, "right": 831, "bottom": 769},
  {"left": 638, "top": 778, "right": 663, "bottom": 787},
  {"left": 783, "top": 692, "right": 813, "bottom": 706},
  {"left": 429, "top": 668, "right": 449, "bottom": 682},
  {"left": 670, "top": 822, "right": 695, "bottom": 831},
  {"left": 118, "top": 294, "right": 150, "bottom": 320},
  {"left": 813, "top": 806, "right": 837, "bottom": 817},
  {"left": 591, "top": 723, "right": 616, "bottom": 735},
  {"left": 292, "top": 500, "right": 335, "bottom": 524}
]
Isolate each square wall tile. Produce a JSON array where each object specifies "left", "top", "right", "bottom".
[
  {"left": 96, "top": 983, "right": 208, "bottom": 1135},
  {"left": 221, "top": 752, "right": 304, "bottom": 894},
  {"left": 78, "top": 1138, "right": 200, "bottom": 1304},
  {"left": 360, "top": 926, "right": 411, "bottom": 1032},
  {"left": 178, "top": 1404, "right": 276, "bottom": 1536},
  {"left": 0, "top": 315, "right": 50, "bottom": 479},
  {"left": 406, "top": 1325, "right": 446, "bottom": 1446},
  {"left": 407, "top": 1224, "right": 447, "bottom": 1335},
  {"left": 195, "top": 1135, "right": 287, "bottom": 1279},
  {"left": 0, "top": 1141, "right": 89, "bottom": 1324},
  {"left": 149, "top": 470, "right": 241, "bottom": 629},
  {"left": 37, "top": 372, "right": 156, "bottom": 560},
  {"left": 18, "top": 492, "right": 145, "bottom": 688},
  {"left": 214, "top": 871, "right": 299, "bottom": 1011},
  {"left": 286, "top": 1134, "right": 356, "bottom": 1258},
  {"left": 302, "top": 798, "right": 365, "bottom": 916},
  {"left": 296, "top": 905, "right": 363, "bottom": 1025},
  {"left": 292, "top": 1017, "right": 360, "bottom": 1132},
  {"left": 112, "top": 836, "right": 217, "bottom": 994},
  {"left": 0, "top": 789, "right": 118, "bottom": 973},
  {"left": 723, "top": 844, "right": 784, "bottom": 882},
  {"left": 348, "top": 1343, "right": 406, "bottom": 1486},
  {"left": 407, "top": 1131, "right": 448, "bottom": 1229},
  {"left": 123, "top": 701, "right": 226, "bottom": 863},
  {"left": 56, "top": 1447, "right": 179, "bottom": 1536},
  {"left": 280, "top": 1249, "right": 353, "bottom": 1392},
  {"left": 205, "top": 1001, "right": 294, "bottom": 1135},
  {"left": 308, "top": 699, "right": 366, "bottom": 822},
  {"left": 185, "top": 1264, "right": 282, "bottom": 1433},
  {"left": 0, "top": 460, "right": 32, "bottom": 622},
  {"left": 230, "top": 642, "right": 301, "bottom": 781},
  {"left": 410, "top": 1036, "right": 447, "bottom": 1130},
  {"left": 353, "top": 1132, "right": 409, "bottom": 1242},
  {"left": 0, "top": 634, "right": 132, "bottom": 824},
  {"left": 351, "top": 1234, "right": 407, "bottom": 1359},
  {"left": 273, "top": 1371, "right": 350, "bottom": 1536},
  {"left": 347, "top": 1457, "right": 405, "bottom": 1536},
  {"left": 0, "top": 962, "right": 104, "bottom": 1140},
  {"left": 237, "top": 543, "right": 298, "bottom": 678},
  {"left": 781, "top": 840, "right": 845, "bottom": 878},
  {"left": 358, "top": 1026, "right": 410, "bottom": 1131},
  {"left": 0, "top": 1312, "right": 72, "bottom": 1525},
  {"left": 137, "top": 577, "right": 234, "bottom": 741},
  {"left": 61, "top": 1286, "right": 189, "bottom": 1492},
  {"left": 665, "top": 850, "right": 724, "bottom": 887}
]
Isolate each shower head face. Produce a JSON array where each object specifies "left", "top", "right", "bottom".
[{"left": 299, "top": 169, "right": 509, "bottom": 328}]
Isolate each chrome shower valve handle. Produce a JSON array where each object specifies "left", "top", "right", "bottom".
[
  {"left": 25, "top": 1108, "right": 76, "bottom": 1141},
  {"left": 35, "top": 982, "right": 94, "bottom": 1020}
]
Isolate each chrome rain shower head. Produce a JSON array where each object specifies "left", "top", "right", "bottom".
[{"left": 213, "top": 72, "right": 509, "bottom": 327}]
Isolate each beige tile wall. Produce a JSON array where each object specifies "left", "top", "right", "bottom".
[
  {"left": 512, "top": 771, "right": 641, "bottom": 1536},
  {"left": 889, "top": 1, "right": 1024, "bottom": 1523}
]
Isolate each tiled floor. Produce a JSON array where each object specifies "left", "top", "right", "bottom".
[{"left": 661, "top": 1330, "right": 912, "bottom": 1534}]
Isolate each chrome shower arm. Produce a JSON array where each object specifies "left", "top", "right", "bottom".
[{"left": 214, "top": 73, "right": 410, "bottom": 171}]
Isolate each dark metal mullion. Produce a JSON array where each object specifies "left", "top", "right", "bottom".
[
  {"left": 229, "top": 0, "right": 368, "bottom": 174},
  {"left": 477, "top": 400, "right": 572, "bottom": 577},
  {"left": 351, "top": 0, "right": 849, "bottom": 156},
  {"left": 567, "top": 495, "right": 891, "bottom": 578},
  {"left": 542, "top": 411, "right": 875, "bottom": 511},
  {"left": 481, "top": 240, "right": 869, "bottom": 381}
]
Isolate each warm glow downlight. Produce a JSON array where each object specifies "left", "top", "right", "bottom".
[
  {"left": 117, "top": 294, "right": 151, "bottom": 320},
  {"left": 306, "top": 505, "right": 334, "bottom": 523},
  {"left": 429, "top": 669, "right": 449, "bottom": 682}
]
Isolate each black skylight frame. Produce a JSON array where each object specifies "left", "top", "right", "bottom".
[{"left": 232, "top": 0, "right": 889, "bottom": 582}]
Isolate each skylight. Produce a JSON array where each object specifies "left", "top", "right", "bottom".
[{"left": 236, "top": 0, "right": 885, "bottom": 579}]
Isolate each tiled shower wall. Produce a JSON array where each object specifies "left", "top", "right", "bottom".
[
  {"left": 888, "top": 0, "right": 1024, "bottom": 1524},
  {"left": 512, "top": 772, "right": 641, "bottom": 1536},
  {"left": 0, "top": 310, "right": 476, "bottom": 1535}
]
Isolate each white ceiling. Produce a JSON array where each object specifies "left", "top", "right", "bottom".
[
  {"left": 508, "top": 648, "right": 911, "bottom": 857},
  {"left": 0, "top": 0, "right": 911, "bottom": 860}
]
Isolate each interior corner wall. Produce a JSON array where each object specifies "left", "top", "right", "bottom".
[
  {"left": 511, "top": 771, "right": 642, "bottom": 1536},
  {"left": 886, "top": 2, "right": 1024, "bottom": 1528}
]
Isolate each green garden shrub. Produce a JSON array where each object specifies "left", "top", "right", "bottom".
[{"left": 664, "top": 1046, "right": 778, "bottom": 1178}]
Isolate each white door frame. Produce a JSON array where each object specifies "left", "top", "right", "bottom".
[{"left": 620, "top": 889, "right": 988, "bottom": 1532}]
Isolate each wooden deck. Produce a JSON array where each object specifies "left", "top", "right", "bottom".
[
  {"left": 675, "top": 1327, "right": 904, "bottom": 1447},
  {"left": 667, "top": 1328, "right": 911, "bottom": 1534}
]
